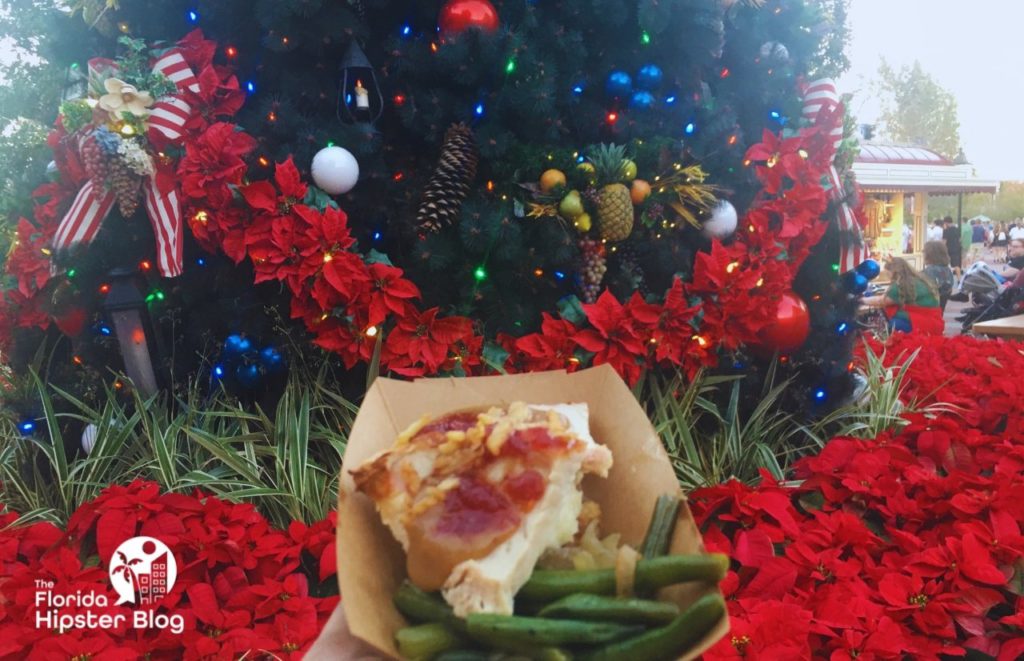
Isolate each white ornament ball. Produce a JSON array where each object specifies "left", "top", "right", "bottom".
[
  {"left": 81, "top": 423, "right": 98, "bottom": 454},
  {"left": 311, "top": 146, "right": 360, "bottom": 195},
  {"left": 702, "top": 200, "right": 738, "bottom": 239},
  {"left": 760, "top": 41, "right": 790, "bottom": 62}
]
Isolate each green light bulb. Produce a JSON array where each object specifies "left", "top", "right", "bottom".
[
  {"left": 474, "top": 266, "right": 487, "bottom": 282},
  {"left": 67, "top": 269, "right": 77, "bottom": 278},
  {"left": 505, "top": 59, "right": 516, "bottom": 74},
  {"left": 641, "top": 32, "right": 651, "bottom": 45}
]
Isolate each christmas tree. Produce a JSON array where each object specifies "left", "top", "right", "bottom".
[{"left": 0, "top": 0, "right": 865, "bottom": 423}]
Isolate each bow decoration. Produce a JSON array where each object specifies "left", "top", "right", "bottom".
[
  {"left": 801, "top": 78, "right": 868, "bottom": 274},
  {"left": 52, "top": 48, "right": 199, "bottom": 278}
]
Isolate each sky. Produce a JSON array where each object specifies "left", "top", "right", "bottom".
[{"left": 837, "top": 0, "right": 1024, "bottom": 182}]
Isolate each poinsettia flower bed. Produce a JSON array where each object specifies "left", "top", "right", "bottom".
[
  {"left": 2, "top": 335, "right": 1023, "bottom": 659},
  {"left": 695, "top": 335, "right": 1024, "bottom": 660},
  {"left": 0, "top": 482, "right": 338, "bottom": 659}
]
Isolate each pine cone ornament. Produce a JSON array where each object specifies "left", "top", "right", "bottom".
[
  {"left": 579, "top": 238, "right": 607, "bottom": 304},
  {"left": 107, "top": 157, "right": 141, "bottom": 217},
  {"left": 80, "top": 137, "right": 109, "bottom": 193},
  {"left": 417, "top": 123, "right": 479, "bottom": 234}
]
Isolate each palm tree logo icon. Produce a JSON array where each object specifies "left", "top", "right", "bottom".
[{"left": 108, "top": 537, "right": 177, "bottom": 605}]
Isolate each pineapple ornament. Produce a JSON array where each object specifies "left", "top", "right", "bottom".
[
  {"left": 589, "top": 144, "right": 635, "bottom": 242},
  {"left": 417, "top": 123, "right": 479, "bottom": 233},
  {"left": 578, "top": 238, "right": 607, "bottom": 303}
]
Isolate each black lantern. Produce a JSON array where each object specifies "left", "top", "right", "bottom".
[
  {"left": 338, "top": 41, "right": 383, "bottom": 124},
  {"left": 62, "top": 62, "right": 88, "bottom": 102},
  {"left": 102, "top": 268, "right": 159, "bottom": 397}
]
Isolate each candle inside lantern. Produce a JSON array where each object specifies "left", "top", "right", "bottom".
[{"left": 354, "top": 80, "right": 369, "bottom": 109}]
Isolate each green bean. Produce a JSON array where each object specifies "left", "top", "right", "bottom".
[
  {"left": 538, "top": 593, "right": 679, "bottom": 624},
  {"left": 394, "top": 581, "right": 468, "bottom": 633},
  {"left": 433, "top": 652, "right": 491, "bottom": 661},
  {"left": 581, "top": 593, "right": 727, "bottom": 661},
  {"left": 639, "top": 494, "right": 682, "bottom": 560},
  {"left": 518, "top": 553, "right": 729, "bottom": 602},
  {"left": 466, "top": 613, "right": 642, "bottom": 647},
  {"left": 396, "top": 622, "right": 466, "bottom": 660}
]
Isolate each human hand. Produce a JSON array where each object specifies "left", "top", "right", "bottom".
[{"left": 305, "top": 601, "right": 387, "bottom": 660}]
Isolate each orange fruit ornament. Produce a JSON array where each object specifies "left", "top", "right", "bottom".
[
  {"left": 630, "top": 179, "right": 652, "bottom": 205},
  {"left": 540, "top": 169, "right": 567, "bottom": 193}
]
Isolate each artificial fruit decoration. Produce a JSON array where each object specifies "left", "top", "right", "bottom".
[
  {"left": 559, "top": 190, "right": 584, "bottom": 219},
  {"left": 631, "top": 179, "right": 652, "bottom": 205},
  {"left": 621, "top": 158, "right": 638, "bottom": 181},
  {"left": 590, "top": 143, "right": 634, "bottom": 242},
  {"left": 540, "top": 168, "right": 567, "bottom": 193}
]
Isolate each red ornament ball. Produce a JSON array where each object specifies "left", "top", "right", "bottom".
[
  {"left": 53, "top": 307, "right": 87, "bottom": 338},
  {"left": 752, "top": 291, "right": 810, "bottom": 356},
  {"left": 438, "top": 0, "right": 500, "bottom": 37}
]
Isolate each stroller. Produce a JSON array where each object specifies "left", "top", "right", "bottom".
[
  {"left": 958, "top": 283, "right": 1024, "bottom": 334},
  {"left": 951, "top": 261, "right": 1005, "bottom": 307}
]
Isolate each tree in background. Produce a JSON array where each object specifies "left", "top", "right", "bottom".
[
  {"left": 0, "top": 0, "right": 863, "bottom": 433},
  {"left": 875, "top": 59, "right": 960, "bottom": 158}
]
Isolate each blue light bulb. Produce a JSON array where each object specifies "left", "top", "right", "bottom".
[
  {"left": 19, "top": 420, "right": 35, "bottom": 434},
  {"left": 684, "top": 122, "right": 696, "bottom": 135},
  {"left": 665, "top": 95, "right": 676, "bottom": 104},
  {"left": 572, "top": 85, "right": 584, "bottom": 95},
  {"left": 246, "top": 81, "right": 256, "bottom": 94},
  {"left": 213, "top": 365, "right": 225, "bottom": 378},
  {"left": 401, "top": 25, "right": 412, "bottom": 36},
  {"left": 554, "top": 271, "right": 566, "bottom": 280},
  {"left": 474, "top": 103, "right": 485, "bottom": 117},
  {"left": 188, "top": 10, "right": 198, "bottom": 22},
  {"left": 373, "top": 231, "right": 382, "bottom": 241},
  {"left": 814, "top": 389, "right": 827, "bottom": 401}
]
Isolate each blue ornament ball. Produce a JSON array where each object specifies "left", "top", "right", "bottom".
[
  {"left": 222, "top": 334, "right": 253, "bottom": 360},
  {"left": 890, "top": 314, "right": 912, "bottom": 334},
  {"left": 235, "top": 363, "right": 262, "bottom": 389},
  {"left": 260, "top": 347, "right": 287, "bottom": 374},
  {"left": 856, "top": 259, "right": 881, "bottom": 281},
  {"left": 635, "top": 64, "right": 663, "bottom": 91},
  {"left": 605, "top": 70, "right": 632, "bottom": 98},
  {"left": 629, "top": 90, "right": 656, "bottom": 110},
  {"left": 843, "top": 272, "right": 869, "bottom": 295}
]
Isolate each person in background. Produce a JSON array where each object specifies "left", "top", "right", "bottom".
[
  {"left": 927, "top": 219, "right": 945, "bottom": 242},
  {"left": 1002, "top": 238, "right": 1024, "bottom": 280},
  {"left": 943, "top": 216, "right": 962, "bottom": 278},
  {"left": 992, "top": 223, "right": 1009, "bottom": 262},
  {"left": 1011, "top": 220, "right": 1024, "bottom": 242},
  {"left": 969, "top": 219, "right": 986, "bottom": 263},
  {"left": 862, "top": 257, "right": 945, "bottom": 336},
  {"left": 961, "top": 218, "right": 974, "bottom": 268},
  {"left": 902, "top": 222, "right": 913, "bottom": 254},
  {"left": 922, "top": 240, "right": 954, "bottom": 313}
]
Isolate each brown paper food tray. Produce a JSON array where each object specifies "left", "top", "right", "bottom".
[{"left": 336, "top": 364, "right": 729, "bottom": 659}]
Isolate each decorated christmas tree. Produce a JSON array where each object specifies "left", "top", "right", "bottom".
[{"left": 0, "top": 0, "right": 867, "bottom": 425}]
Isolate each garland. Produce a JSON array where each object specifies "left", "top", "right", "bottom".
[{"left": 0, "top": 31, "right": 840, "bottom": 385}]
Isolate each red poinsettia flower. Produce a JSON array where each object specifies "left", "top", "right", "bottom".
[
  {"left": 572, "top": 291, "right": 646, "bottom": 385},
  {"left": 6, "top": 218, "right": 51, "bottom": 297},
  {"left": 178, "top": 122, "right": 257, "bottom": 208},
  {"left": 745, "top": 129, "right": 809, "bottom": 195},
  {"left": 361, "top": 262, "right": 421, "bottom": 328},
  {"left": 383, "top": 308, "right": 473, "bottom": 377},
  {"left": 515, "top": 313, "right": 582, "bottom": 373}
]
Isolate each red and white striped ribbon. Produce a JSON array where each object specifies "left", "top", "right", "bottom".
[
  {"left": 52, "top": 181, "right": 116, "bottom": 250},
  {"left": 147, "top": 49, "right": 200, "bottom": 143},
  {"left": 52, "top": 47, "right": 198, "bottom": 278},
  {"left": 802, "top": 78, "right": 868, "bottom": 274},
  {"left": 144, "top": 178, "right": 183, "bottom": 277}
]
